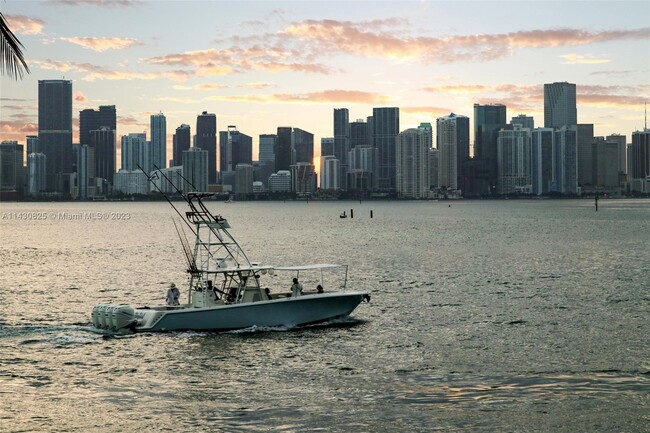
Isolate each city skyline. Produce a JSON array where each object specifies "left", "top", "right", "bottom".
[{"left": 1, "top": 1, "right": 649, "bottom": 167}]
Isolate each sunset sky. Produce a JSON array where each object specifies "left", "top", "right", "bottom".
[{"left": 1, "top": 0, "right": 649, "bottom": 167}]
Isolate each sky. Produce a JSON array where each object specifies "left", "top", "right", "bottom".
[{"left": 1, "top": 0, "right": 649, "bottom": 169}]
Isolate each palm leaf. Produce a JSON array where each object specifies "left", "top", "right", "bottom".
[{"left": 0, "top": 12, "right": 30, "bottom": 80}]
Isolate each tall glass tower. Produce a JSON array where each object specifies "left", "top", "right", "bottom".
[
  {"left": 38, "top": 79, "right": 73, "bottom": 192},
  {"left": 196, "top": 111, "right": 217, "bottom": 184},
  {"left": 150, "top": 112, "right": 167, "bottom": 170},
  {"left": 544, "top": 82, "right": 577, "bottom": 129},
  {"left": 372, "top": 107, "right": 399, "bottom": 192}
]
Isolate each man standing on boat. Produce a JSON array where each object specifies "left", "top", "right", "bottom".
[
  {"left": 291, "top": 278, "right": 303, "bottom": 297},
  {"left": 166, "top": 283, "right": 180, "bottom": 306}
]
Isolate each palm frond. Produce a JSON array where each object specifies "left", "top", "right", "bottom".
[{"left": 0, "top": 12, "right": 30, "bottom": 80}]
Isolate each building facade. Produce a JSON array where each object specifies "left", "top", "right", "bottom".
[{"left": 196, "top": 111, "right": 217, "bottom": 184}]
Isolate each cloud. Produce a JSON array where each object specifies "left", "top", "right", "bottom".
[
  {"left": 31, "top": 59, "right": 192, "bottom": 81},
  {"left": 241, "top": 82, "right": 274, "bottom": 89},
  {"left": 0, "top": 120, "right": 38, "bottom": 141},
  {"left": 279, "top": 19, "right": 650, "bottom": 63},
  {"left": 145, "top": 48, "right": 331, "bottom": 75},
  {"left": 5, "top": 15, "right": 45, "bottom": 35},
  {"left": 560, "top": 53, "right": 611, "bottom": 64},
  {"left": 152, "top": 96, "right": 203, "bottom": 104},
  {"left": 60, "top": 36, "right": 141, "bottom": 52},
  {"left": 401, "top": 106, "right": 452, "bottom": 116},
  {"left": 172, "top": 84, "right": 228, "bottom": 91},
  {"left": 207, "top": 90, "right": 390, "bottom": 105},
  {"left": 74, "top": 91, "right": 87, "bottom": 102}
]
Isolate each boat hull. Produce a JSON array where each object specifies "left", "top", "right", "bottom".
[{"left": 133, "top": 291, "right": 367, "bottom": 332}]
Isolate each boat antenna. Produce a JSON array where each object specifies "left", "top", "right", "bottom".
[{"left": 172, "top": 217, "right": 199, "bottom": 275}]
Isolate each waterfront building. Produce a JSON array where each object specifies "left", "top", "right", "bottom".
[
  {"left": 544, "top": 82, "right": 577, "bottom": 129},
  {"left": 320, "top": 155, "right": 340, "bottom": 190},
  {"left": 629, "top": 129, "right": 649, "bottom": 182},
  {"left": 121, "top": 133, "right": 149, "bottom": 173},
  {"left": 275, "top": 127, "right": 293, "bottom": 172},
  {"left": 474, "top": 104, "right": 507, "bottom": 193},
  {"left": 153, "top": 166, "right": 183, "bottom": 194},
  {"left": 26, "top": 135, "right": 39, "bottom": 154},
  {"left": 268, "top": 170, "right": 291, "bottom": 192},
  {"left": 350, "top": 119, "right": 368, "bottom": 148},
  {"left": 293, "top": 128, "right": 314, "bottom": 165},
  {"left": 590, "top": 137, "right": 620, "bottom": 193},
  {"left": 0, "top": 141, "right": 25, "bottom": 194},
  {"left": 77, "top": 144, "right": 95, "bottom": 199},
  {"left": 497, "top": 125, "right": 532, "bottom": 194},
  {"left": 348, "top": 145, "right": 378, "bottom": 191},
  {"left": 90, "top": 127, "right": 116, "bottom": 186},
  {"left": 113, "top": 170, "right": 149, "bottom": 195},
  {"left": 576, "top": 124, "right": 595, "bottom": 187},
  {"left": 291, "top": 162, "right": 317, "bottom": 195},
  {"left": 235, "top": 163, "right": 254, "bottom": 197},
  {"left": 606, "top": 134, "right": 627, "bottom": 175},
  {"left": 219, "top": 126, "right": 252, "bottom": 173},
  {"left": 396, "top": 128, "right": 429, "bottom": 199},
  {"left": 196, "top": 111, "right": 217, "bottom": 184},
  {"left": 373, "top": 107, "right": 400, "bottom": 192},
  {"left": 150, "top": 112, "right": 167, "bottom": 169},
  {"left": 80, "top": 105, "right": 116, "bottom": 147},
  {"left": 334, "top": 108, "right": 350, "bottom": 189},
  {"left": 38, "top": 79, "right": 73, "bottom": 192},
  {"left": 28, "top": 152, "right": 47, "bottom": 194},
  {"left": 553, "top": 126, "right": 578, "bottom": 194},
  {"left": 437, "top": 113, "right": 469, "bottom": 194},
  {"left": 182, "top": 146, "right": 208, "bottom": 193},
  {"left": 531, "top": 128, "right": 555, "bottom": 195},
  {"left": 428, "top": 148, "right": 439, "bottom": 189}
]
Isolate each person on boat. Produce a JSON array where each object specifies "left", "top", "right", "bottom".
[
  {"left": 291, "top": 278, "right": 303, "bottom": 297},
  {"left": 316, "top": 284, "right": 324, "bottom": 293},
  {"left": 166, "top": 283, "right": 180, "bottom": 306}
]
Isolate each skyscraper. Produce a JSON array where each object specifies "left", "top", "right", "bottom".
[
  {"left": 544, "top": 82, "right": 577, "bottom": 129},
  {"left": 121, "top": 133, "right": 149, "bottom": 173},
  {"left": 629, "top": 129, "right": 649, "bottom": 180},
  {"left": 333, "top": 108, "right": 350, "bottom": 189},
  {"left": 150, "top": 112, "right": 167, "bottom": 169},
  {"left": 531, "top": 128, "right": 555, "bottom": 195},
  {"left": 79, "top": 105, "right": 115, "bottom": 147},
  {"left": 373, "top": 107, "right": 399, "bottom": 192},
  {"left": 553, "top": 126, "right": 578, "bottom": 194},
  {"left": 437, "top": 113, "right": 469, "bottom": 192},
  {"left": 182, "top": 146, "right": 208, "bottom": 193},
  {"left": 396, "top": 128, "right": 429, "bottom": 199},
  {"left": 350, "top": 119, "right": 368, "bottom": 148},
  {"left": 320, "top": 155, "right": 340, "bottom": 190},
  {"left": 219, "top": 126, "right": 252, "bottom": 173},
  {"left": 196, "top": 111, "right": 217, "bottom": 184},
  {"left": 474, "top": 103, "right": 507, "bottom": 194},
  {"left": 606, "top": 134, "right": 627, "bottom": 174},
  {"left": 511, "top": 114, "right": 534, "bottom": 129},
  {"left": 173, "top": 124, "right": 191, "bottom": 167},
  {"left": 576, "top": 124, "right": 594, "bottom": 186},
  {"left": 90, "top": 127, "right": 116, "bottom": 185},
  {"left": 497, "top": 125, "right": 532, "bottom": 194},
  {"left": 293, "top": 128, "right": 313, "bottom": 165},
  {"left": 259, "top": 134, "right": 276, "bottom": 164},
  {"left": 38, "top": 79, "right": 73, "bottom": 192},
  {"left": 275, "top": 127, "right": 293, "bottom": 172}
]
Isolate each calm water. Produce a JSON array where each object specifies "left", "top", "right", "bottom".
[{"left": 0, "top": 199, "right": 648, "bottom": 432}]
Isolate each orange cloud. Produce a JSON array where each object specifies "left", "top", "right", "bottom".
[
  {"left": 74, "top": 91, "right": 87, "bottom": 102},
  {"left": 61, "top": 36, "right": 141, "bottom": 52},
  {"left": 280, "top": 20, "right": 650, "bottom": 63},
  {"left": 31, "top": 59, "right": 192, "bottom": 81},
  {"left": 5, "top": 14, "right": 44, "bottom": 35},
  {"left": 401, "top": 106, "right": 451, "bottom": 116},
  {"left": 560, "top": 53, "right": 611, "bottom": 64},
  {"left": 207, "top": 90, "right": 390, "bottom": 104},
  {"left": 0, "top": 120, "right": 38, "bottom": 142}
]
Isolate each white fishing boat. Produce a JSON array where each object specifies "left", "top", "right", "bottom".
[{"left": 91, "top": 184, "right": 369, "bottom": 333}]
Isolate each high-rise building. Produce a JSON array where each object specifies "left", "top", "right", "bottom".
[
  {"left": 38, "top": 79, "right": 73, "bottom": 192},
  {"left": 321, "top": 137, "right": 335, "bottom": 157},
  {"left": 437, "top": 113, "right": 469, "bottom": 193},
  {"left": 293, "top": 128, "right": 313, "bottom": 165},
  {"left": 172, "top": 124, "right": 191, "bottom": 167},
  {"left": 590, "top": 137, "right": 620, "bottom": 192},
  {"left": 333, "top": 108, "right": 350, "bottom": 189},
  {"left": 497, "top": 125, "right": 532, "bottom": 194},
  {"left": 80, "top": 105, "right": 115, "bottom": 146},
  {"left": 26, "top": 135, "right": 39, "bottom": 154},
  {"left": 531, "top": 128, "right": 555, "bottom": 195},
  {"left": 553, "top": 126, "right": 578, "bottom": 194},
  {"left": 196, "top": 111, "right": 217, "bottom": 184},
  {"left": 121, "top": 133, "right": 149, "bottom": 173},
  {"left": 396, "top": 128, "right": 429, "bottom": 199},
  {"left": 629, "top": 129, "right": 649, "bottom": 180},
  {"left": 428, "top": 148, "right": 439, "bottom": 189},
  {"left": 150, "top": 112, "right": 167, "bottom": 169},
  {"left": 219, "top": 126, "right": 252, "bottom": 173},
  {"left": 576, "top": 124, "right": 594, "bottom": 186},
  {"left": 373, "top": 107, "right": 400, "bottom": 192},
  {"left": 606, "top": 134, "right": 627, "bottom": 174},
  {"left": 0, "top": 141, "right": 25, "bottom": 193},
  {"left": 77, "top": 144, "right": 95, "bottom": 199},
  {"left": 320, "top": 155, "right": 340, "bottom": 190},
  {"left": 350, "top": 119, "right": 368, "bottom": 148},
  {"left": 275, "top": 127, "right": 293, "bottom": 172},
  {"left": 268, "top": 170, "right": 291, "bottom": 193},
  {"left": 259, "top": 134, "right": 276, "bottom": 164},
  {"left": 28, "top": 152, "right": 46, "bottom": 194},
  {"left": 474, "top": 103, "right": 507, "bottom": 193},
  {"left": 511, "top": 114, "right": 534, "bottom": 129},
  {"left": 348, "top": 145, "right": 378, "bottom": 191},
  {"left": 544, "top": 82, "right": 577, "bottom": 129},
  {"left": 291, "top": 162, "right": 317, "bottom": 195},
  {"left": 90, "top": 127, "right": 116, "bottom": 185},
  {"left": 182, "top": 146, "right": 208, "bottom": 193},
  {"left": 235, "top": 163, "right": 254, "bottom": 197}
]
